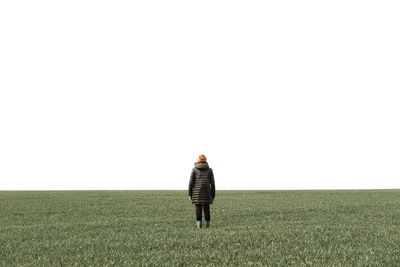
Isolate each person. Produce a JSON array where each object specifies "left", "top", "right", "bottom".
[{"left": 188, "top": 154, "right": 215, "bottom": 228}]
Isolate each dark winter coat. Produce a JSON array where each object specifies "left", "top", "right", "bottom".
[{"left": 188, "top": 162, "right": 215, "bottom": 204}]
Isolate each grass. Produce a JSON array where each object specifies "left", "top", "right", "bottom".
[{"left": 0, "top": 190, "right": 399, "bottom": 266}]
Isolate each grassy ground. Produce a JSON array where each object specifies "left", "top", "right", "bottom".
[{"left": 0, "top": 190, "right": 399, "bottom": 266}]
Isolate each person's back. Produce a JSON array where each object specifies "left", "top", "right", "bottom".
[{"left": 188, "top": 154, "right": 215, "bottom": 228}]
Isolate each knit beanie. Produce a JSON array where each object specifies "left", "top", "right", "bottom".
[{"left": 197, "top": 154, "right": 207, "bottom": 163}]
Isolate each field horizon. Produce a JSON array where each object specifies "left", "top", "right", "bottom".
[{"left": 1, "top": 189, "right": 399, "bottom": 266}]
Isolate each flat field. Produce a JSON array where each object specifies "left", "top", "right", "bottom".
[{"left": 0, "top": 190, "right": 399, "bottom": 266}]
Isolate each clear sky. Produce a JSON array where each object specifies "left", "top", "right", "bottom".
[{"left": 1, "top": 1, "right": 399, "bottom": 190}]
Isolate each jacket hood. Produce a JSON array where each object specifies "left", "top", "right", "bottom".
[{"left": 195, "top": 162, "right": 209, "bottom": 170}]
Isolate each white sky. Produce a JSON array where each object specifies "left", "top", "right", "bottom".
[{"left": 1, "top": 0, "right": 399, "bottom": 190}]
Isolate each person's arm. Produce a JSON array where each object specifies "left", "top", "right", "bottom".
[
  {"left": 188, "top": 169, "right": 195, "bottom": 199},
  {"left": 209, "top": 169, "right": 215, "bottom": 200}
]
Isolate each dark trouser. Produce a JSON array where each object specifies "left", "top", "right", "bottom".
[{"left": 195, "top": 204, "right": 210, "bottom": 221}]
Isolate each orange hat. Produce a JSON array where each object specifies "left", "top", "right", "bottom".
[{"left": 197, "top": 154, "right": 207, "bottom": 163}]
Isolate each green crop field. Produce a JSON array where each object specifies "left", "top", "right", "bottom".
[{"left": 1, "top": 190, "right": 399, "bottom": 266}]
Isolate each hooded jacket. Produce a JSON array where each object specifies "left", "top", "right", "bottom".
[{"left": 188, "top": 162, "right": 215, "bottom": 204}]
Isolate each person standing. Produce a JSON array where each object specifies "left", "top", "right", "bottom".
[{"left": 188, "top": 154, "right": 215, "bottom": 228}]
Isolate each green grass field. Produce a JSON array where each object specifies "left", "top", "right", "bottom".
[{"left": 1, "top": 190, "right": 399, "bottom": 266}]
